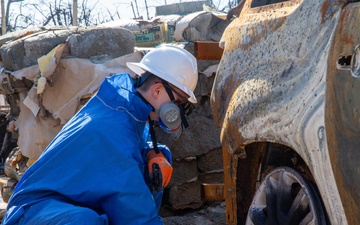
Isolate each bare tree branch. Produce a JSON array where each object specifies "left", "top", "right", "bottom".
[
  {"left": 31, "top": 3, "right": 47, "bottom": 18},
  {"left": 5, "top": 0, "right": 114, "bottom": 32},
  {"left": 106, "top": 8, "right": 114, "bottom": 21}
]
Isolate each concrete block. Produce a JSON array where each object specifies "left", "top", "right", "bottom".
[
  {"left": 67, "top": 27, "right": 135, "bottom": 62},
  {"left": 199, "top": 172, "right": 224, "bottom": 184},
  {"left": 198, "top": 147, "right": 223, "bottom": 173},
  {"left": 170, "top": 159, "right": 198, "bottom": 185},
  {"left": 167, "top": 180, "right": 204, "bottom": 210},
  {"left": 0, "top": 26, "right": 135, "bottom": 71},
  {"left": 156, "top": 113, "right": 221, "bottom": 159}
]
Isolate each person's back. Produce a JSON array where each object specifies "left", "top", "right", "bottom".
[{"left": 3, "top": 74, "right": 161, "bottom": 225}]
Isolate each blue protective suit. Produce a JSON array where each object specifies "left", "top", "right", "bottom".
[{"left": 2, "top": 73, "right": 172, "bottom": 225}]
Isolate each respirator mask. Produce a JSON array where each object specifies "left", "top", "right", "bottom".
[
  {"left": 157, "top": 81, "right": 194, "bottom": 134},
  {"left": 158, "top": 101, "right": 192, "bottom": 135},
  {"left": 158, "top": 102, "right": 182, "bottom": 133}
]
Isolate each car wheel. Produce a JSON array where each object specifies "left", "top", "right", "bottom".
[{"left": 246, "top": 166, "right": 328, "bottom": 225}]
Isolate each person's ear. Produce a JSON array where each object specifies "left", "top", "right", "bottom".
[{"left": 152, "top": 83, "right": 163, "bottom": 99}]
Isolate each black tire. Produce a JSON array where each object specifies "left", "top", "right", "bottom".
[{"left": 246, "top": 166, "right": 328, "bottom": 225}]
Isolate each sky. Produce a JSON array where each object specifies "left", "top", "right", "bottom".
[
  {"left": 5, "top": 0, "right": 231, "bottom": 29},
  {"left": 89, "top": 0, "right": 228, "bottom": 20}
]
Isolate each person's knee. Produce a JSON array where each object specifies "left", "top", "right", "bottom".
[
  {"left": 62, "top": 207, "right": 108, "bottom": 225},
  {"left": 21, "top": 200, "right": 108, "bottom": 225}
]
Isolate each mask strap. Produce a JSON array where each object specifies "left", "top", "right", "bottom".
[
  {"left": 148, "top": 116, "right": 160, "bottom": 154},
  {"left": 133, "top": 71, "right": 152, "bottom": 88},
  {"left": 162, "top": 80, "right": 175, "bottom": 101},
  {"left": 179, "top": 106, "right": 189, "bottom": 129},
  {"left": 134, "top": 91, "right": 155, "bottom": 112}
]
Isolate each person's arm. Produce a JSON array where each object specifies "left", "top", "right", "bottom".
[
  {"left": 99, "top": 155, "right": 163, "bottom": 225},
  {"left": 93, "top": 120, "right": 162, "bottom": 224},
  {"left": 142, "top": 125, "right": 173, "bottom": 189},
  {"left": 141, "top": 124, "right": 173, "bottom": 211}
]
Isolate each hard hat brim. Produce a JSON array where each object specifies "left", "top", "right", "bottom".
[{"left": 126, "top": 62, "right": 146, "bottom": 78}]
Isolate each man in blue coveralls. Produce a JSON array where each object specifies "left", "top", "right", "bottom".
[{"left": 2, "top": 45, "right": 198, "bottom": 225}]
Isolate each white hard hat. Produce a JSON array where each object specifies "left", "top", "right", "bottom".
[{"left": 127, "top": 45, "right": 198, "bottom": 103}]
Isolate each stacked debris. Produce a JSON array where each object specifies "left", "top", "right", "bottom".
[
  {"left": 99, "top": 9, "right": 229, "bottom": 47},
  {"left": 0, "top": 8, "right": 228, "bottom": 217},
  {"left": 0, "top": 26, "right": 141, "bottom": 205},
  {"left": 173, "top": 11, "right": 228, "bottom": 42},
  {"left": 0, "top": 26, "right": 138, "bottom": 160}
]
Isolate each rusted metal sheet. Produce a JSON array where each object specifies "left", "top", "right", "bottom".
[
  {"left": 194, "top": 41, "right": 223, "bottom": 60},
  {"left": 211, "top": 0, "right": 359, "bottom": 224},
  {"left": 221, "top": 144, "right": 238, "bottom": 224}
]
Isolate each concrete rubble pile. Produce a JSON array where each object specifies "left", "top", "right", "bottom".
[
  {"left": 0, "top": 26, "right": 140, "bottom": 162},
  {"left": 0, "top": 8, "right": 229, "bottom": 217},
  {"left": 100, "top": 9, "right": 229, "bottom": 46}
]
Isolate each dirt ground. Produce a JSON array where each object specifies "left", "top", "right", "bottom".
[
  {"left": 162, "top": 201, "right": 226, "bottom": 225},
  {"left": 0, "top": 197, "right": 226, "bottom": 224}
]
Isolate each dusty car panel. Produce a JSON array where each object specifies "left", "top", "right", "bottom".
[
  {"left": 211, "top": 0, "right": 359, "bottom": 224},
  {"left": 327, "top": 3, "right": 360, "bottom": 225}
]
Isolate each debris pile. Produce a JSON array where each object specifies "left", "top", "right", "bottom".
[{"left": 100, "top": 10, "right": 229, "bottom": 46}]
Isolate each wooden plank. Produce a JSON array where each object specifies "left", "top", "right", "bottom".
[{"left": 202, "top": 183, "right": 224, "bottom": 201}]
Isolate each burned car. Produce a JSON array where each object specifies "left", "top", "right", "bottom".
[{"left": 211, "top": 0, "right": 360, "bottom": 224}]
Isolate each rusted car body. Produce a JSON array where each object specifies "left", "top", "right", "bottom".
[{"left": 211, "top": 0, "right": 360, "bottom": 224}]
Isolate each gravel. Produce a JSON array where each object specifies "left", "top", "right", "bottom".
[{"left": 162, "top": 201, "right": 226, "bottom": 225}]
